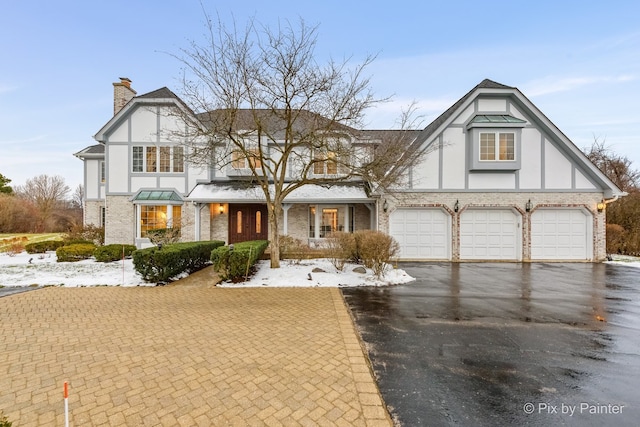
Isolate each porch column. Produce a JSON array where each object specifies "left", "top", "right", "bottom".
[
  {"left": 344, "top": 204, "right": 350, "bottom": 232},
  {"left": 314, "top": 205, "right": 321, "bottom": 239},
  {"left": 282, "top": 203, "right": 292, "bottom": 235},
  {"left": 194, "top": 202, "right": 200, "bottom": 241},
  {"left": 365, "top": 203, "right": 376, "bottom": 230}
]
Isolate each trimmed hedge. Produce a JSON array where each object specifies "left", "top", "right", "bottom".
[
  {"left": 56, "top": 243, "right": 97, "bottom": 262},
  {"left": 132, "top": 240, "right": 225, "bottom": 283},
  {"left": 94, "top": 244, "right": 137, "bottom": 263},
  {"left": 211, "top": 240, "right": 269, "bottom": 281},
  {"left": 25, "top": 240, "right": 65, "bottom": 254}
]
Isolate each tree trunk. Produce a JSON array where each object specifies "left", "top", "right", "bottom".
[{"left": 268, "top": 202, "right": 282, "bottom": 268}]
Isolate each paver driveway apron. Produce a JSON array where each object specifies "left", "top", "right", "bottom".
[{"left": 0, "top": 286, "right": 391, "bottom": 426}]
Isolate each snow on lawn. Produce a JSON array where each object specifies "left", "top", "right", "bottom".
[
  {"left": 0, "top": 251, "right": 149, "bottom": 287},
  {"left": 218, "top": 259, "right": 415, "bottom": 288},
  {"left": 0, "top": 251, "right": 415, "bottom": 288}
]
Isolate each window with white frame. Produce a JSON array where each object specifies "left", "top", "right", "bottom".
[
  {"left": 313, "top": 151, "right": 338, "bottom": 175},
  {"left": 100, "top": 161, "right": 105, "bottom": 183},
  {"left": 139, "top": 205, "right": 182, "bottom": 236},
  {"left": 479, "top": 132, "right": 515, "bottom": 161},
  {"left": 132, "top": 146, "right": 185, "bottom": 173},
  {"left": 231, "top": 147, "right": 262, "bottom": 170}
]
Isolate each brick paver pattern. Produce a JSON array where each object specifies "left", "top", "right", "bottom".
[{"left": 0, "top": 286, "right": 391, "bottom": 426}]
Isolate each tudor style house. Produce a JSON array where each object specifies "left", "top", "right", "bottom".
[{"left": 75, "top": 78, "right": 623, "bottom": 262}]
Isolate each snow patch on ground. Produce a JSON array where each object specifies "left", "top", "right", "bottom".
[
  {"left": 0, "top": 251, "right": 415, "bottom": 288},
  {"left": 218, "top": 259, "right": 416, "bottom": 288}
]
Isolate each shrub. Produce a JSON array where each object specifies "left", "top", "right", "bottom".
[
  {"left": 65, "top": 224, "right": 105, "bottom": 246},
  {"left": 94, "top": 244, "right": 137, "bottom": 263},
  {"left": 278, "top": 235, "right": 315, "bottom": 264},
  {"left": 354, "top": 230, "right": 399, "bottom": 278},
  {"left": 146, "top": 228, "right": 181, "bottom": 246},
  {"left": 211, "top": 240, "right": 269, "bottom": 282},
  {"left": 25, "top": 240, "right": 65, "bottom": 254},
  {"left": 606, "top": 224, "right": 626, "bottom": 255},
  {"left": 56, "top": 243, "right": 97, "bottom": 262},
  {"left": 133, "top": 240, "right": 224, "bottom": 283},
  {"left": 325, "top": 231, "right": 357, "bottom": 271},
  {"left": 0, "top": 410, "right": 12, "bottom": 427}
]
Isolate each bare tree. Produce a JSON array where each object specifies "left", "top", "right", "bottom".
[
  {"left": 71, "top": 184, "right": 84, "bottom": 209},
  {"left": 15, "top": 174, "right": 70, "bottom": 232},
  {"left": 584, "top": 137, "right": 640, "bottom": 192},
  {"left": 174, "top": 15, "right": 423, "bottom": 268}
]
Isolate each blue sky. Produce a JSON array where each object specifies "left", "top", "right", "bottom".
[{"left": 1, "top": 0, "right": 639, "bottom": 190}]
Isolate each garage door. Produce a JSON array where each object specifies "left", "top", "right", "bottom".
[
  {"left": 390, "top": 208, "right": 450, "bottom": 260},
  {"left": 531, "top": 209, "right": 590, "bottom": 260},
  {"left": 460, "top": 209, "right": 520, "bottom": 260}
]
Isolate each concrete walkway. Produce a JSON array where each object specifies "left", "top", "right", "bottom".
[{"left": 0, "top": 284, "right": 391, "bottom": 426}]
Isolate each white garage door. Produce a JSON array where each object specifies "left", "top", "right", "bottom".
[
  {"left": 531, "top": 209, "right": 590, "bottom": 260},
  {"left": 460, "top": 209, "right": 520, "bottom": 260},
  {"left": 390, "top": 208, "right": 450, "bottom": 260}
]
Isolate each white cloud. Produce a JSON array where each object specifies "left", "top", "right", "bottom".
[{"left": 523, "top": 75, "right": 638, "bottom": 97}]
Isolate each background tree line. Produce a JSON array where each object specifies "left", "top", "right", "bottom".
[
  {"left": 584, "top": 139, "right": 640, "bottom": 255},
  {"left": 0, "top": 173, "right": 83, "bottom": 233}
]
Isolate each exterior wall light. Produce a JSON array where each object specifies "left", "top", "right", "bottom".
[
  {"left": 383, "top": 200, "right": 389, "bottom": 213},
  {"left": 454, "top": 200, "right": 460, "bottom": 213},
  {"left": 525, "top": 199, "right": 533, "bottom": 212},
  {"left": 219, "top": 204, "right": 225, "bottom": 214},
  {"left": 597, "top": 200, "right": 605, "bottom": 213}
]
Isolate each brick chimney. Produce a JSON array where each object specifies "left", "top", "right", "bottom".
[{"left": 113, "top": 77, "right": 136, "bottom": 115}]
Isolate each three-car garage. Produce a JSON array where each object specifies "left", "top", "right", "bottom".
[{"left": 389, "top": 206, "right": 592, "bottom": 261}]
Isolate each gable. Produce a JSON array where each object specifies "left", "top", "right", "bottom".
[{"left": 400, "top": 80, "right": 623, "bottom": 197}]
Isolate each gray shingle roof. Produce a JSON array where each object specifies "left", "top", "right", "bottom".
[
  {"left": 411, "top": 79, "right": 515, "bottom": 148},
  {"left": 74, "top": 144, "right": 104, "bottom": 158}
]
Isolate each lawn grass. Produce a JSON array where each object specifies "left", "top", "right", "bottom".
[{"left": 0, "top": 233, "right": 65, "bottom": 252}]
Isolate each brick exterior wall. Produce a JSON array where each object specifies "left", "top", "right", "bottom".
[
  {"left": 209, "top": 204, "right": 228, "bottom": 243},
  {"left": 380, "top": 192, "right": 607, "bottom": 262},
  {"left": 83, "top": 200, "right": 104, "bottom": 227},
  {"left": 104, "top": 196, "right": 136, "bottom": 245},
  {"left": 287, "top": 204, "right": 309, "bottom": 241}
]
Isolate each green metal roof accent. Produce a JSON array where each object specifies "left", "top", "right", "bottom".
[
  {"left": 133, "top": 190, "right": 183, "bottom": 201},
  {"left": 470, "top": 114, "right": 526, "bottom": 124}
]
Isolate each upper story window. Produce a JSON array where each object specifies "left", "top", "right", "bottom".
[
  {"left": 467, "top": 114, "right": 525, "bottom": 171},
  {"left": 231, "top": 148, "right": 262, "bottom": 170},
  {"left": 480, "top": 132, "right": 515, "bottom": 161},
  {"left": 313, "top": 151, "right": 338, "bottom": 175},
  {"left": 133, "top": 146, "right": 184, "bottom": 173},
  {"left": 100, "top": 161, "right": 106, "bottom": 183}
]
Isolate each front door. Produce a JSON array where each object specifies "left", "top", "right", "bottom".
[{"left": 228, "top": 204, "right": 268, "bottom": 243}]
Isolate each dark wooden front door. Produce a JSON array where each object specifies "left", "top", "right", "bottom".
[{"left": 228, "top": 204, "right": 268, "bottom": 243}]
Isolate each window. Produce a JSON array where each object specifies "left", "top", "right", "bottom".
[
  {"left": 309, "top": 205, "right": 353, "bottom": 238},
  {"left": 479, "top": 132, "right": 514, "bottom": 161},
  {"left": 173, "top": 146, "right": 184, "bottom": 172},
  {"left": 140, "top": 205, "right": 166, "bottom": 235},
  {"left": 159, "top": 147, "right": 171, "bottom": 172},
  {"left": 256, "top": 211, "right": 262, "bottom": 234},
  {"left": 140, "top": 205, "right": 181, "bottom": 237},
  {"left": 231, "top": 148, "right": 262, "bottom": 169},
  {"left": 236, "top": 211, "right": 243, "bottom": 234},
  {"left": 100, "top": 161, "right": 105, "bottom": 183},
  {"left": 132, "top": 146, "right": 185, "bottom": 173},
  {"left": 133, "top": 147, "right": 143, "bottom": 172},
  {"left": 313, "top": 151, "right": 338, "bottom": 175},
  {"left": 146, "top": 147, "right": 157, "bottom": 172}
]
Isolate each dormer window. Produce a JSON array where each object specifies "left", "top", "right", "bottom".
[
  {"left": 480, "top": 132, "right": 515, "bottom": 161},
  {"left": 467, "top": 114, "right": 525, "bottom": 171}
]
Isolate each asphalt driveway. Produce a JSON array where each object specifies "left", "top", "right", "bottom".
[{"left": 342, "top": 262, "right": 640, "bottom": 427}]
